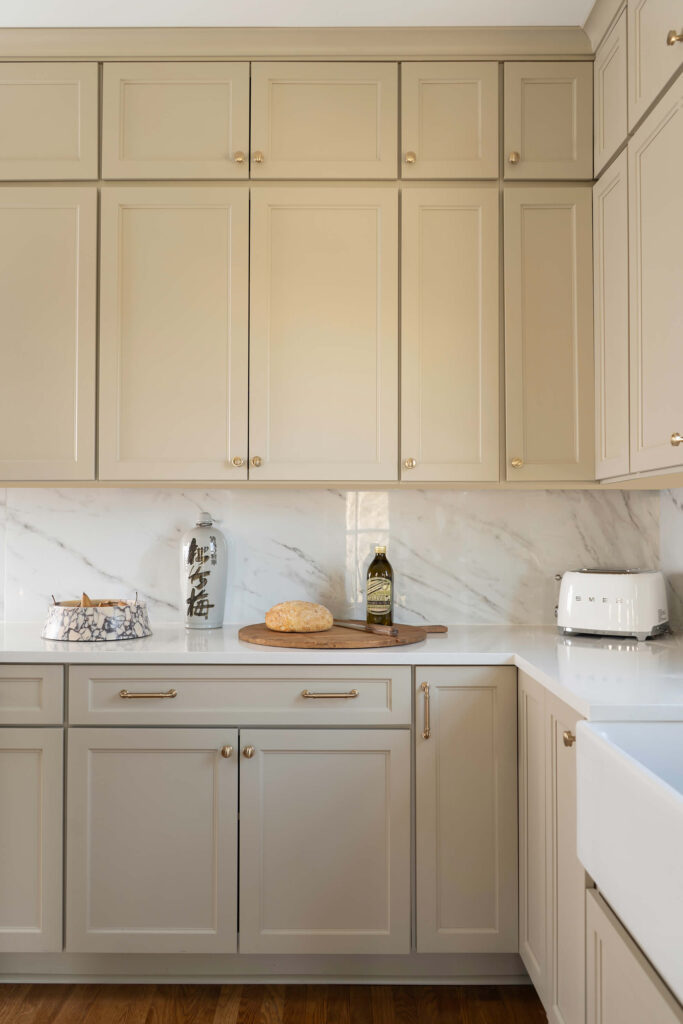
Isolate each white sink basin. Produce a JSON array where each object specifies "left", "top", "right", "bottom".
[{"left": 577, "top": 721, "right": 683, "bottom": 1004}]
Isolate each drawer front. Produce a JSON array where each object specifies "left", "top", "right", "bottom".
[
  {"left": 0, "top": 665, "right": 63, "bottom": 724},
  {"left": 68, "top": 665, "right": 411, "bottom": 726}
]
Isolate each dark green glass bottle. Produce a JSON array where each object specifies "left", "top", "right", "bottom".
[{"left": 366, "top": 545, "right": 394, "bottom": 626}]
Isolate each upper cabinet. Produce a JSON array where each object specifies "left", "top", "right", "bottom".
[
  {"left": 102, "top": 62, "right": 250, "bottom": 179},
  {"left": 249, "top": 186, "right": 398, "bottom": 481},
  {"left": 628, "top": 0, "right": 683, "bottom": 129},
  {"left": 0, "top": 63, "right": 98, "bottom": 180},
  {"left": 504, "top": 186, "right": 594, "bottom": 481},
  {"left": 401, "top": 62, "right": 499, "bottom": 178},
  {"left": 594, "top": 9, "right": 628, "bottom": 174},
  {"left": 250, "top": 62, "right": 398, "bottom": 179},
  {"left": 504, "top": 62, "right": 593, "bottom": 179},
  {"left": 98, "top": 186, "right": 249, "bottom": 481}
]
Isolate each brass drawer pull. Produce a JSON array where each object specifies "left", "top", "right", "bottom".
[
  {"left": 671, "top": 432, "right": 683, "bottom": 447},
  {"left": 508, "top": 151, "right": 521, "bottom": 164},
  {"left": 563, "top": 730, "right": 576, "bottom": 748},
  {"left": 421, "top": 681, "right": 431, "bottom": 739},
  {"left": 220, "top": 745, "right": 233, "bottom": 758},
  {"left": 666, "top": 29, "right": 683, "bottom": 45},
  {"left": 301, "top": 688, "right": 359, "bottom": 699},
  {"left": 405, "top": 151, "right": 417, "bottom": 164},
  {"left": 243, "top": 745, "right": 255, "bottom": 758},
  {"left": 119, "top": 688, "right": 177, "bottom": 699}
]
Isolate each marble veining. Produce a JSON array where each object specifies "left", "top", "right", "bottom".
[
  {"left": 660, "top": 489, "right": 683, "bottom": 629},
  {"left": 0, "top": 488, "right": 660, "bottom": 627}
]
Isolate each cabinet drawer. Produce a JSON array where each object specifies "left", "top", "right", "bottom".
[
  {"left": 68, "top": 665, "right": 411, "bottom": 726},
  {"left": 0, "top": 666, "right": 63, "bottom": 724}
]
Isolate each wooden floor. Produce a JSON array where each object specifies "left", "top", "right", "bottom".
[{"left": 0, "top": 983, "right": 547, "bottom": 1023}]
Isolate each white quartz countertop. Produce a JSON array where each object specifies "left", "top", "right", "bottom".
[{"left": 1, "top": 622, "right": 683, "bottom": 721}]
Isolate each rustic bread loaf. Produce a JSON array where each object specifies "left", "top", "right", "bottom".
[{"left": 265, "top": 601, "right": 333, "bottom": 633}]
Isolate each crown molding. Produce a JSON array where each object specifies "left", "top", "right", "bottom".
[{"left": 583, "top": 0, "right": 625, "bottom": 51}]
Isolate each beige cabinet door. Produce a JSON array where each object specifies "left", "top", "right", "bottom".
[
  {"left": 0, "top": 729, "right": 62, "bottom": 952},
  {"left": 102, "top": 62, "right": 249, "bottom": 179},
  {"left": 504, "top": 62, "right": 593, "bottom": 180},
  {"left": 0, "top": 187, "right": 96, "bottom": 481},
  {"left": 401, "top": 62, "right": 499, "bottom": 178},
  {"left": 0, "top": 63, "right": 98, "bottom": 180},
  {"left": 416, "top": 667, "right": 518, "bottom": 953},
  {"left": 504, "top": 186, "right": 594, "bottom": 481},
  {"left": 594, "top": 10, "right": 628, "bottom": 175},
  {"left": 250, "top": 186, "right": 398, "bottom": 481},
  {"left": 239, "top": 728, "right": 410, "bottom": 954},
  {"left": 594, "top": 151, "right": 630, "bottom": 479},
  {"left": 66, "top": 728, "right": 238, "bottom": 953},
  {"left": 629, "top": 76, "right": 683, "bottom": 473},
  {"left": 99, "top": 186, "right": 249, "bottom": 480},
  {"left": 628, "top": 0, "right": 683, "bottom": 129},
  {"left": 250, "top": 62, "right": 398, "bottom": 179},
  {"left": 401, "top": 185, "right": 499, "bottom": 481}
]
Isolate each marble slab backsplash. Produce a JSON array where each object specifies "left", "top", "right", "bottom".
[
  {"left": 0, "top": 488, "right": 662, "bottom": 627},
  {"left": 660, "top": 489, "right": 683, "bottom": 629}
]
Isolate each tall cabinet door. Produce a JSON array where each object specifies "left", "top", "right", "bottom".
[
  {"left": 628, "top": 0, "right": 683, "bottom": 129},
  {"left": 0, "top": 188, "right": 96, "bottom": 481},
  {"left": 504, "top": 186, "right": 594, "bottom": 481},
  {"left": 415, "top": 667, "right": 518, "bottom": 953},
  {"left": 0, "top": 729, "right": 62, "bottom": 952},
  {"left": 628, "top": 76, "right": 683, "bottom": 473},
  {"left": 99, "top": 187, "right": 249, "bottom": 480},
  {"left": 239, "top": 729, "right": 410, "bottom": 954},
  {"left": 250, "top": 186, "right": 398, "bottom": 481},
  {"left": 401, "top": 186, "right": 499, "bottom": 481},
  {"left": 66, "top": 728, "right": 238, "bottom": 953}
]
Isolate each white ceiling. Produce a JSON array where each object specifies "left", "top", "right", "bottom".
[{"left": 0, "top": 0, "right": 596, "bottom": 29}]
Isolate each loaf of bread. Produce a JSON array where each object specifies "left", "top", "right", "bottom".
[{"left": 265, "top": 601, "right": 333, "bottom": 633}]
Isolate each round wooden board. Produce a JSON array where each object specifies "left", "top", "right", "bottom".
[{"left": 238, "top": 621, "right": 428, "bottom": 649}]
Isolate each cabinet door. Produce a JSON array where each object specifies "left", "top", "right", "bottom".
[
  {"left": 401, "top": 62, "right": 499, "bottom": 178},
  {"left": 102, "top": 62, "right": 249, "bottom": 179},
  {"left": 504, "top": 186, "right": 594, "bottom": 481},
  {"left": 416, "top": 667, "right": 517, "bottom": 953},
  {"left": 401, "top": 186, "right": 499, "bottom": 481},
  {"left": 594, "top": 151, "right": 630, "bottom": 479},
  {"left": 0, "top": 63, "right": 98, "bottom": 180},
  {"left": 628, "top": 76, "right": 683, "bottom": 473},
  {"left": 547, "top": 693, "right": 587, "bottom": 1024},
  {"left": 250, "top": 186, "right": 398, "bottom": 481},
  {"left": 0, "top": 729, "right": 62, "bottom": 952},
  {"left": 66, "top": 728, "right": 238, "bottom": 953},
  {"left": 0, "top": 188, "right": 96, "bottom": 481},
  {"left": 594, "top": 10, "right": 628, "bottom": 175},
  {"left": 504, "top": 62, "right": 593, "bottom": 179},
  {"left": 628, "top": 0, "right": 683, "bottom": 129},
  {"left": 251, "top": 62, "right": 398, "bottom": 179},
  {"left": 99, "top": 186, "right": 249, "bottom": 480},
  {"left": 239, "top": 728, "right": 410, "bottom": 954},
  {"left": 518, "top": 671, "right": 550, "bottom": 1009}
]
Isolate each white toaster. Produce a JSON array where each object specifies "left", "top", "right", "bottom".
[{"left": 557, "top": 569, "right": 669, "bottom": 642}]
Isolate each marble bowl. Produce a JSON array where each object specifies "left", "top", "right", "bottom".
[{"left": 42, "top": 599, "right": 152, "bottom": 642}]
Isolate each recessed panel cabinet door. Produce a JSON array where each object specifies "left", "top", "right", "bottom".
[
  {"left": 504, "top": 62, "right": 593, "bottom": 179},
  {"left": 249, "top": 186, "right": 398, "bottom": 481},
  {"left": 628, "top": 0, "right": 683, "bottom": 130},
  {"left": 99, "top": 187, "right": 249, "bottom": 480},
  {"left": 0, "top": 729, "right": 62, "bottom": 952},
  {"left": 504, "top": 186, "right": 594, "bottom": 481},
  {"left": 102, "top": 62, "right": 250, "bottom": 179},
  {"left": 415, "top": 667, "right": 518, "bottom": 953},
  {"left": 629, "top": 76, "right": 683, "bottom": 473},
  {"left": 594, "top": 10, "right": 628, "bottom": 175},
  {"left": 66, "top": 728, "right": 238, "bottom": 953},
  {"left": 401, "top": 62, "right": 499, "bottom": 178},
  {"left": 0, "top": 188, "right": 96, "bottom": 481},
  {"left": 401, "top": 186, "right": 499, "bottom": 481},
  {"left": 239, "top": 729, "right": 410, "bottom": 954},
  {"left": 0, "top": 62, "right": 98, "bottom": 180},
  {"left": 250, "top": 62, "right": 398, "bottom": 179}
]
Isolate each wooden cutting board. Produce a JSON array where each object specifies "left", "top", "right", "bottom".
[{"left": 238, "top": 621, "right": 445, "bottom": 649}]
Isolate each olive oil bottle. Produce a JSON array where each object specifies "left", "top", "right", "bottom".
[{"left": 366, "top": 545, "right": 394, "bottom": 626}]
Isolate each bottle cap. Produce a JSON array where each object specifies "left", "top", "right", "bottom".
[
  {"left": 196, "top": 512, "right": 213, "bottom": 527},
  {"left": 375, "top": 545, "right": 386, "bottom": 554}
]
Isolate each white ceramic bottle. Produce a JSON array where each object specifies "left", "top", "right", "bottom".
[{"left": 180, "top": 512, "right": 227, "bottom": 629}]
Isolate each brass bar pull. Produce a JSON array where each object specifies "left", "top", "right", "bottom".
[
  {"left": 301, "top": 688, "right": 359, "bottom": 699},
  {"left": 421, "top": 682, "right": 431, "bottom": 739},
  {"left": 119, "top": 688, "right": 177, "bottom": 699},
  {"left": 563, "top": 730, "right": 576, "bottom": 748}
]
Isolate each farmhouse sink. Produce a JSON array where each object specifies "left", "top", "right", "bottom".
[{"left": 577, "top": 720, "right": 683, "bottom": 1004}]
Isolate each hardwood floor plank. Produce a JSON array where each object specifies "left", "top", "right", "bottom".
[
  {"left": 322, "top": 984, "right": 350, "bottom": 1024},
  {"left": 234, "top": 985, "right": 261, "bottom": 1024},
  {"left": 369, "top": 986, "right": 394, "bottom": 1024},
  {"left": 413, "top": 984, "right": 441, "bottom": 1024},
  {"left": 145, "top": 984, "right": 221, "bottom": 1024},
  {"left": 258, "top": 984, "right": 284, "bottom": 1024},
  {"left": 81, "top": 983, "right": 155, "bottom": 1024},
  {"left": 499, "top": 985, "right": 548, "bottom": 1024},
  {"left": 348, "top": 985, "right": 374, "bottom": 1024},
  {"left": 390, "top": 986, "right": 418, "bottom": 1024},
  {"left": 213, "top": 985, "right": 243, "bottom": 1024},
  {"left": 0, "top": 984, "right": 36, "bottom": 1024},
  {"left": 282, "top": 986, "right": 307, "bottom": 1024},
  {"left": 49, "top": 985, "right": 100, "bottom": 1024}
]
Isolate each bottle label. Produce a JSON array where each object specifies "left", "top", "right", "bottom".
[{"left": 367, "top": 578, "right": 392, "bottom": 614}]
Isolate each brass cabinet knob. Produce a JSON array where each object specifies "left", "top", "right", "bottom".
[
  {"left": 250, "top": 455, "right": 263, "bottom": 468},
  {"left": 563, "top": 730, "right": 576, "bottom": 748},
  {"left": 243, "top": 745, "right": 255, "bottom": 759},
  {"left": 231, "top": 456, "right": 245, "bottom": 467},
  {"left": 405, "top": 151, "right": 417, "bottom": 164},
  {"left": 233, "top": 151, "right": 246, "bottom": 164},
  {"left": 403, "top": 457, "right": 417, "bottom": 469},
  {"left": 253, "top": 151, "right": 264, "bottom": 164},
  {"left": 667, "top": 29, "right": 683, "bottom": 45},
  {"left": 220, "top": 745, "right": 233, "bottom": 758},
  {"left": 510, "top": 457, "right": 524, "bottom": 468},
  {"left": 671, "top": 432, "right": 683, "bottom": 447},
  {"left": 508, "top": 151, "right": 521, "bottom": 164}
]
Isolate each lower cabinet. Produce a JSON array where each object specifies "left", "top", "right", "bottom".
[{"left": 415, "top": 667, "right": 518, "bottom": 953}]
